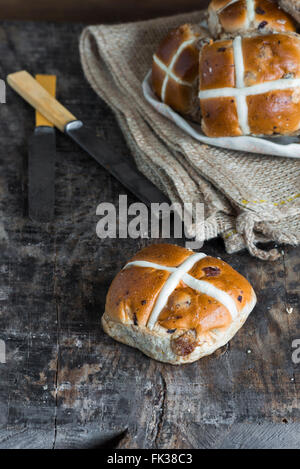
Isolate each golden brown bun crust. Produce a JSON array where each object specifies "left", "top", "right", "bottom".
[
  {"left": 103, "top": 244, "right": 256, "bottom": 363},
  {"left": 152, "top": 24, "right": 205, "bottom": 117},
  {"left": 201, "top": 97, "right": 242, "bottom": 137},
  {"left": 218, "top": 0, "right": 248, "bottom": 34},
  {"left": 199, "top": 32, "right": 300, "bottom": 137},
  {"left": 242, "top": 33, "right": 300, "bottom": 84},
  {"left": 247, "top": 89, "right": 300, "bottom": 135},
  {"left": 200, "top": 39, "right": 235, "bottom": 90},
  {"left": 208, "top": 0, "right": 296, "bottom": 37}
]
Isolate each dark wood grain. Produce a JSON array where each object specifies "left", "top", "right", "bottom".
[
  {"left": 0, "top": 0, "right": 210, "bottom": 23},
  {"left": 0, "top": 21, "right": 299, "bottom": 449}
]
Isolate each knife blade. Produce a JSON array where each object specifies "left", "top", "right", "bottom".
[
  {"left": 65, "top": 120, "right": 170, "bottom": 205},
  {"left": 8, "top": 70, "right": 170, "bottom": 207},
  {"left": 28, "top": 75, "right": 56, "bottom": 222}
]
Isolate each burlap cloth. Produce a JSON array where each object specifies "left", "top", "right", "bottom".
[{"left": 79, "top": 10, "right": 300, "bottom": 261}]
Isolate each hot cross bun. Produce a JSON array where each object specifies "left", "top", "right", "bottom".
[
  {"left": 102, "top": 244, "right": 256, "bottom": 364},
  {"left": 152, "top": 23, "right": 206, "bottom": 121},
  {"left": 198, "top": 32, "right": 300, "bottom": 137},
  {"left": 208, "top": 0, "right": 296, "bottom": 38}
]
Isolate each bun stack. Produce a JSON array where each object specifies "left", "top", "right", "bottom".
[{"left": 152, "top": 0, "right": 300, "bottom": 137}]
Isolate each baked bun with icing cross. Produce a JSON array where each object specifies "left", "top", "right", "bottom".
[
  {"left": 102, "top": 244, "right": 256, "bottom": 364},
  {"left": 279, "top": 0, "right": 300, "bottom": 25},
  {"left": 208, "top": 0, "right": 296, "bottom": 38},
  {"left": 152, "top": 23, "right": 206, "bottom": 120},
  {"left": 198, "top": 32, "right": 300, "bottom": 137}
]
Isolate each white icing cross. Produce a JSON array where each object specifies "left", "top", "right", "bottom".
[
  {"left": 153, "top": 37, "right": 197, "bottom": 103},
  {"left": 246, "top": 0, "right": 256, "bottom": 27},
  {"left": 233, "top": 35, "right": 250, "bottom": 135},
  {"left": 199, "top": 35, "right": 300, "bottom": 135},
  {"left": 124, "top": 253, "right": 238, "bottom": 330}
]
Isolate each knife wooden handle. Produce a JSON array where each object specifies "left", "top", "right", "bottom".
[
  {"left": 7, "top": 70, "right": 76, "bottom": 132},
  {"left": 35, "top": 75, "right": 56, "bottom": 127}
]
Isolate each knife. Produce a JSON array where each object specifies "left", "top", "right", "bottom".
[
  {"left": 28, "top": 74, "right": 56, "bottom": 222},
  {"left": 7, "top": 70, "right": 170, "bottom": 207}
]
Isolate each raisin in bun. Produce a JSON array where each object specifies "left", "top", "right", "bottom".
[
  {"left": 279, "top": 0, "right": 300, "bottom": 25},
  {"left": 152, "top": 23, "right": 206, "bottom": 121},
  {"left": 198, "top": 32, "right": 300, "bottom": 137},
  {"left": 102, "top": 244, "right": 256, "bottom": 365},
  {"left": 208, "top": 0, "right": 296, "bottom": 37}
]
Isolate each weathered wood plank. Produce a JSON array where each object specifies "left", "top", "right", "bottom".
[
  {"left": 0, "top": 0, "right": 210, "bottom": 23},
  {"left": 0, "top": 21, "right": 299, "bottom": 449}
]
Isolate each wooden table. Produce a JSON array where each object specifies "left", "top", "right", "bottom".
[
  {"left": 0, "top": 20, "right": 299, "bottom": 449},
  {"left": 0, "top": 0, "right": 210, "bottom": 23}
]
